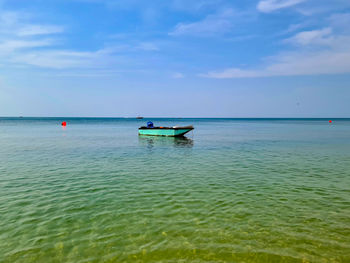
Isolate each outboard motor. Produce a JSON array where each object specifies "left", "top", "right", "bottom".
[{"left": 147, "top": 121, "right": 154, "bottom": 128}]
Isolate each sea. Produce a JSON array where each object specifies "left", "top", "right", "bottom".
[{"left": 0, "top": 118, "right": 349, "bottom": 262}]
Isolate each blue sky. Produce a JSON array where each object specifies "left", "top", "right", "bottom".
[{"left": 0, "top": 0, "right": 349, "bottom": 117}]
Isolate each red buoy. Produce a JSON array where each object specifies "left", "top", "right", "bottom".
[
  {"left": 329, "top": 120, "right": 332, "bottom": 123},
  {"left": 61, "top": 121, "right": 67, "bottom": 126}
]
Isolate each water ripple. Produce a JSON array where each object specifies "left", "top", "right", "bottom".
[{"left": 1, "top": 119, "right": 350, "bottom": 262}]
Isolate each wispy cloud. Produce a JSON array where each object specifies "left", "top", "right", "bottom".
[
  {"left": 0, "top": 10, "right": 70, "bottom": 68},
  {"left": 74, "top": 0, "right": 222, "bottom": 12},
  {"left": 0, "top": 39, "right": 53, "bottom": 53},
  {"left": 0, "top": 9, "right": 155, "bottom": 70},
  {"left": 0, "top": 11, "right": 63, "bottom": 36},
  {"left": 329, "top": 12, "right": 350, "bottom": 33},
  {"left": 284, "top": 27, "right": 333, "bottom": 46},
  {"left": 201, "top": 50, "right": 350, "bottom": 78},
  {"left": 17, "top": 25, "right": 64, "bottom": 36},
  {"left": 171, "top": 0, "right": 223, "bottom": 12},
  {"left": 201, "top": 13, "right": 350, "bottom": 78},
  {"left": 295, "top": 1, "right": 350, "bottom": 16},
  {"left": 0, "top": 4, "right": 170, "bottom": 72},
  {"left": 0, "top": 10, "right": 102, "bottom": 70},
  {"left": 136, "top": 42, "right": 159, "bottom": 51},
  {"left": 169, "top": 9, "right": 237, "bottom": 37},
  {"left": 257, "top": 0, "right": 307, "bottom": 13},
  {"left": 171, "top": 72, "right": 184, "bottom": 79},
  {"left": 10, "top": 49, "right": 111, "bottom": 69}
]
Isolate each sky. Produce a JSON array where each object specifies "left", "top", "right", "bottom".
[{"left": 0, "top": 0, "right": 349, "bottom": 117}]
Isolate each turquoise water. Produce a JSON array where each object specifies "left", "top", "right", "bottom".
[{"left": 0, "top": 118, "right": 349, "bottom": 262}]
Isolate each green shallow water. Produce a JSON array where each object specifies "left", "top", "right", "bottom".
[{"left": 0, "top": 118, "right": 349, "bottom": 263}]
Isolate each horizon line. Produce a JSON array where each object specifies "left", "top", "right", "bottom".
[{"left": 1, "top": 116, "right": 349, "bottom": 119}]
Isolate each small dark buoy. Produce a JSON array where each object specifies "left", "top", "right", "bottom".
[
  {"left": 329, "top": 120, "right": 332, "bottom": 123},
  {"left": 61, "top": 121, "right": 67, "bottom": 126}
]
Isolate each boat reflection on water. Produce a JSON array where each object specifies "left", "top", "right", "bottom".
[{"left": 138, "top": 135, "right": 193, "bottom": 148}]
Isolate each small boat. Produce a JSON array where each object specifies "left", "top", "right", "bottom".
[
  {"left": 139, "top": 122, "right": 194, "bottom": 137},
  {"left": 136, "top": 116, "right": 144, "bottom": 119}
]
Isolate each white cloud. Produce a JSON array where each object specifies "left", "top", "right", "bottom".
[
  {"left": 0, "top": 8, "right": 165, "bottom": 70},
  {"left": 172, "top": 72, "right": 184, "bottom": 78},
  {"left": 329, "top": 13, "right": 350, "bottom": 33},
  {"left": 169, "top": 9, "right": 236, "bottom": 36},
  {"left": 10, "top": 50, "right": 100, "bottom": 69},
  {"left": 0, "top": 11, "right": 64, "bottom": 36},
  {"left": 6, "top": 47, "right": 121, "bottom": 69},
  {"left": 136, "top": 42, "right": 159, "bottom": 51},
  {"left": 171, "top": 0, "right": 223, "bottom": 12},
  {"left": 0, "top": 10, "right": 69, "bottom": 68},
  {"left": 280, "top": 23, "right": 307, "bottom": 35},
  {"left": 0, "top": 9, "right": 112, "bottom": 69},
  {"left": 201, "top": 68, "right": 261, "bottom": 78},
  {"left": 0, "top": 11, "right": 19, "bottom": 26},
  {"left": 74, "top": 0, "right": 222, "bottom": 12},
  {"left": 257, "top": 0, "right": 306, "bottom": 13},
  {"left": 294, "top": 1, "right": 350, "bottom": 16},
  {"left": 284, "top": 27, "right": 332, "bottom": 46},
  {"left": 202, "top": 50, "right": 350, "bottom": 78},
  {"left": 0, "top": 39, "right": 53, "bottom": 53},
  {"left": 17, "top": 25, "right": 64, "bottom": 36},
  {"left": 201, "top": 23, "right": 350, "bottom": 78}
]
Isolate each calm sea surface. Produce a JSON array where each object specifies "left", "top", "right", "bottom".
[{"left": 0, "top": 118, "right": 349, "bottom": 263}]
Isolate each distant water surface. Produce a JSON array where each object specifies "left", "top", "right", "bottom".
[{"left": 0, "top": 118, "right": 349, "bottom": 262}]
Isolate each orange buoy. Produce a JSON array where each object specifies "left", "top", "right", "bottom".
[{"left": 61, "top": 121, "right": 67, "bottom": 126}]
